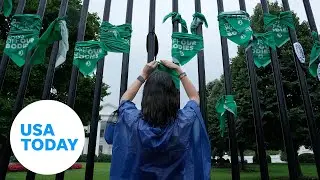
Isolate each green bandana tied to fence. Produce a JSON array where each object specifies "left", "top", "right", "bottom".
[
  {"left": 171, "top": 32, "right": 204, "bottom": 66},
  {"left": 249, "top": 32, "right": 277, "bottom": 68},
  {"left": 56, "top": 20, "right": 69, "bottom": 68},
  {"left": 73, "top": 41, "right": 107, "bottom": 76},
  {"left": 4, "top": 14, "right": 42, "bottom": 67},
  {"left": 191, "top": 12, "right": 208, "bottom": 34},
  {"left": 1, "top": 0, "right": 12, "bottom": 17},
  {"left": 163, "top": 12, "right": 188, "bottom": 33},
  {"left": 309, "top": 31, "right": 320, "bottom": 78},
  {"left": 157, "top": 63, "right": 180, "bottom": 89},
  {"left": 215, "top": 95, "right": 237, "bottom": 137},
  {"left": 166, "top": 12, "right": 206, "bottom": 65},
  {"left": 100, "top": 21, "right": 132, "bottom": 53},
  {"left": 30, "top": 17, "right": 68, "bottom": 66},
  {"left": 218, "top": 10, "right": 253, "bottom": 46},
  {"left": 264, "top": 11, "right": 295, "bottom": 48}
]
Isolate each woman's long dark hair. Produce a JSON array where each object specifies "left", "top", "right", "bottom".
[{"left": 141, "top": 71, "right": 180, "bottom": 127}]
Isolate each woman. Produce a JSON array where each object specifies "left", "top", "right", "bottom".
[{"left": 106, "top": 60, "right": 211, "bottom": 180}]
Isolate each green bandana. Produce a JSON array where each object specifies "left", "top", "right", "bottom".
[
  {"left": 167, "top": 12, "right": 207, "bottom": 65},
  {"left": 171, "top": 32, "right": 204, "bottom": 65},
  {"left": 264, "top": 11, "right": 295, "bottom": 47},
  {"left": 4, "top": 14, "right": 42, "bottom": 67},
  {"left": 191, "top": 12, "right": 208, "bottom": 34},
  {"left": 100, "top": 21, "right": 132, "bottom": 53},
  {"left": 157, "top": 63, "right": 180, "bottom": 89},
  {"left": 249, "top": 32, "right": 276, "bottom": 68},
  {"left": 1, "top": 0, "right": 12, "bottom": 17},
  {"left": 30, "top": 17, "right": 66, "bottom": 65},
  {"left": 218, "top": 10, "right": 253, "bottom": 46},
  {"left": 309, "top": 31, "right": 320, "bottom": 78},
  {"left": 215, "top": 95, "right": 237, "bottom": 137},
  {"left": 73, "top": 41, "right": 107, "bottom": 76},
  {"left": 163, "top": 12, "right": 188, "bottom": 33}
]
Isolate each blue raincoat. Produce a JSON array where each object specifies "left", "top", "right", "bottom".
[{"left": 104, "top": 100, "right": 211, "bottom": 180}]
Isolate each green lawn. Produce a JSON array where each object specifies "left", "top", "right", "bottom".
[{"left": 6, "top": 163, "right": 318, "bottom": 180}]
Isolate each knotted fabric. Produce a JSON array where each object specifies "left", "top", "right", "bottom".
[
  {"left": 215, "top": 95, "right": 237, "bottom": 137},
  {"left": 73, "top": 41, "right": 107, "bottom": 76},
  {"left": 30, "top": 17, "right": 68, "bottom": 66},
  {"left": 218, "top": 10, "right": 253, "bottom": 46},
  {"left": 171, "top": 32, "right": 204, "bottom": 66},
  {"left": 249, "top": 32, "right": 276, "bottom": 68},
  {"left": 309, "top": 31, "right": 320, "bottom": 78},
  {"left": 56, "top": 20, "right": 69, "bottom": 68},
  {"left": 163, "top": 12, "right": 188, "bottom": 33},
  {"left": 157, "top": 63, "right": 180, "bottom": 89},
  {"left": 167, "top": 12, "right": 207, "bottom": 65},
  {"left": 191, "top": 12, "right": 208, "bottom": 34},
  {"left": 264, "top": 11, "right": 295, "bottom": 47},
  {"left": 4, "top": 14, "right": 42, "bottom": 67},
  {"left": 100, "top": 21, "right": 132, "bottom": 53},
  {"left": 1, "top": 0, "right": 12, "bottom": 17}
]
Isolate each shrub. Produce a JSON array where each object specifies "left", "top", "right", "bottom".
[
  {"left": 252, "top": 154, "right": 271, "bottom": 164},
  {"left": 10, "top": 156, "right": 19, "bottom": 163},
  {"left": 97, "top": 154, "right": 112, "bottom": 162},
  {"left": 77, "top": 154, "right": 87, "bottom": 162},
  {"left": 69, "top": 163, "right": 83, "bottom": 170},
  {"left": 77, "top": 154, "right": 111, "bottom": 162},
  {"left": 280, "top": 151, "right": 287, "bottom": 162},
  {"left": 298, "top": 153, "right": 315, "bottom": 163},
  {"left": 8, "top": 163, "right": 26, "bottom": 172}
]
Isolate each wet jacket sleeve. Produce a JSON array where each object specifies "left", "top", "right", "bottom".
[
  {"left": 183, "top": 100, "right": 211, "bottom": 180},
  {"left": 104, "top": 123, "right": 115, "bottom": 144},
  {"left": 104, "top": 101, "right": 138, "bottom": 145}
]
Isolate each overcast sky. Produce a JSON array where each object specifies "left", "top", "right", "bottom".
[{"left": 86, "top": 0, "right": 320, "bottom": 114}]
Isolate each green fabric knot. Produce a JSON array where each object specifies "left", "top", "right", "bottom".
[
  {"left": 171, "top": 32, "right": 204, "bottom": 65},
  {"left": 73, "top": 41, "right": 107, "bottom": 76},
  {"left": 264, "top": 11, "right": 295, "bottom": 47},
  {"left": 309, "top": 31, "right": 320, "bottom": 78},
  {"left": 1, "top": 0, "right": 12, "bottom": 17},
  {"left": 163, "top": 12, "right": 188, "bottom": 33},
  {"left": 157, "top": 63, "right": 180, "bottom": 89},
  {"left": 215, "top": 95, "right": 237, "bottom": 137},
  {"left": 30, "top": 17, "right": 66, "bottom": 65},
  {"left": 168, "top": 12, "right": 206, "bottom": 65},
  {"left": 100, "top": 21, "right": 132, "bottom": 54},
  {"left": 249, "top": 32, "right": 276, "bottom": 68},
  {"left": 218, "top": 10, "right": 253, "bottom": 46},
  {"left": 191, "top": 12, "right": 208, "bottom": 34},
  {"left": 4, "top": 14, "right": 42, "bottom": 67}
]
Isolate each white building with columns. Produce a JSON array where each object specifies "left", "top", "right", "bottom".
[{"left": 82, "top": 102, "right": 117, "bottom": 156}]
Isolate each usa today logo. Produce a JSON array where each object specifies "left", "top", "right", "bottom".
[{"left": 10, "top": 100, "right": 85, "bottom": 175}]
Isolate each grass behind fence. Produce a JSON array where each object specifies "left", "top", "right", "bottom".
[{"left": 5, "top": 163, "right": 318, "bottom": 180}]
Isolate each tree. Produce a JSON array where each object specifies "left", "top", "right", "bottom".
[
  {"left": 206, "top": 2, "right": 320, "bottom": 174},
  {"left": 0, "top": 0, "right": 110, "bottom": 138}
]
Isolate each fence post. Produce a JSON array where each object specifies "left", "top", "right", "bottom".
[
  {"left": 237, "top": 0, "right": 270, "bottom": 179},
  {"left": 301, "top": 0, "right": 320, "bottom": 178},
  {"left": 25, "top": 1, "right": 70, "bottom": 179},
  {"left": 0, "top": 0, "right": 3, "bottom": 10},
  {"left": 172, "top": 0, "right": 179, "bottom": 32},
  {"left": 0, "top": 0, "right": 26, "bottom": 91},
  {"left": 259, "top": 0, "right": 298, "bottom": 178},
  {"left": 216, "top": 0, "right": 240, "bottom": 179},
  {"left": 119, "top": 0, "right": 134, "bottom": 99},
  {"left": 84, "top": 0, "right": 112, "bottom": 179},
  {"left": 40, "top": 0, "right": 69, "bottom": 100},
  {"left": 55, "top": 0, "right": 91, "bottom": 179},
  {"left": 194, "top": 0, "right": 207, "bottom": 128},
  {"left": 147, "top": 0, "right": 156, "bottom": 63},
  {"left": 0, "top": 0, "right": 48, "bottom": 178}
]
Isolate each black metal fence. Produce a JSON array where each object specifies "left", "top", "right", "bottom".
[{"left": 0, "top": 0, "right": 320, "bottom": 179}]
